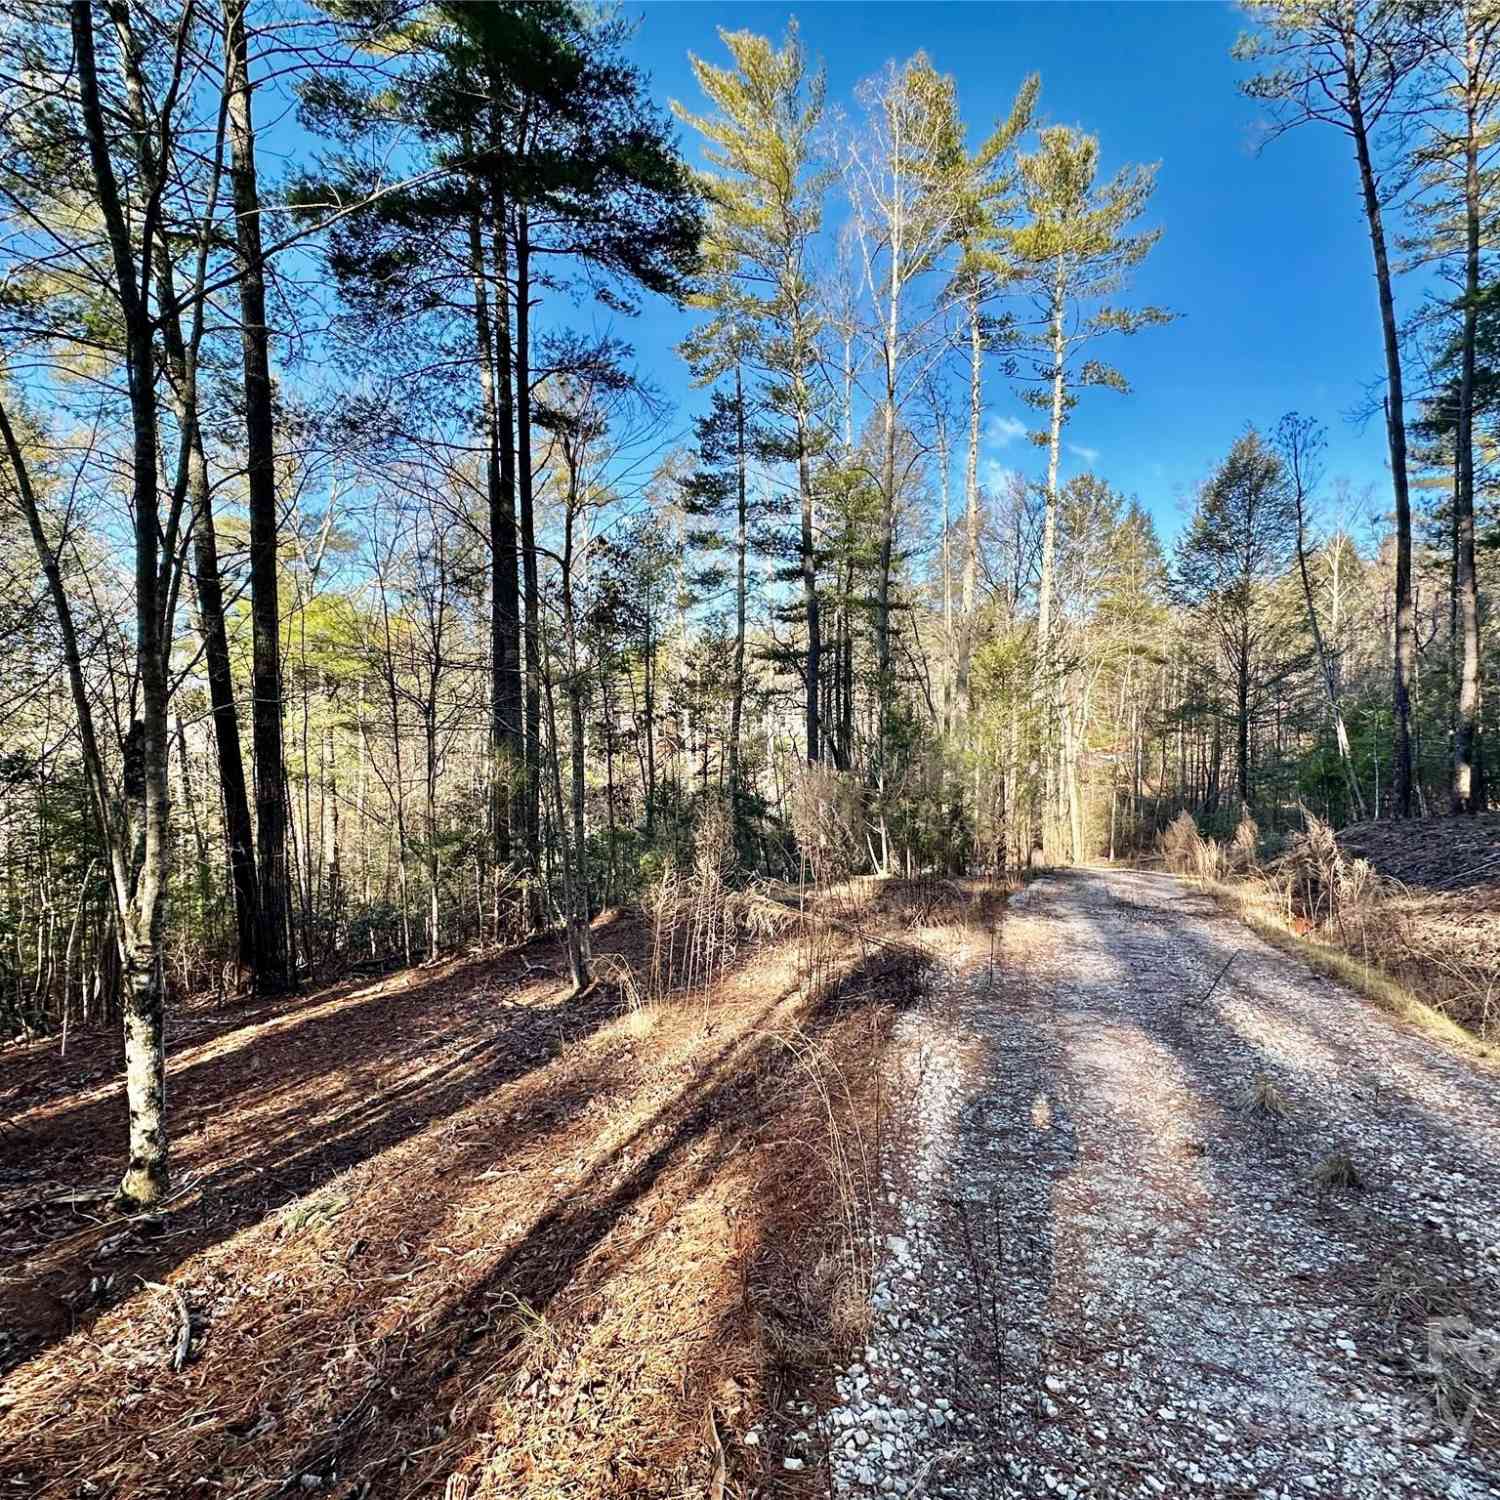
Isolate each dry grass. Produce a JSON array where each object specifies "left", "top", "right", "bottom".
[
  {"left": 1424, "top": 1315, "right": 1500, "bottom": 1441},
  {"left": 1373, "top": 1250, "right": 1450, "bottom": 1326},
  {"left": 1309, "top": 1149, "right": 1363, "bottom": 1196},
  {"left": 1243, "top": 811, "right": 1500, "bottom": 1043},
  {"left": 1239, "top": 1071, "right": 1290, "bottom": 1119},
  {"left": 1201, "top": 876, "right": 1498, "bottom": 1066},
  {"left": 752, "top": 1246, "right": 873, "bottom": 1370}
]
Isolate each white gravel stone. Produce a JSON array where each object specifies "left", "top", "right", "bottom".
[{"left": 814, "top": 870, "right": 1500, "bottom": 1500}]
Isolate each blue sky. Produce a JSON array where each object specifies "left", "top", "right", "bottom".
[{"left": 605, "top": 0, "right": 1423, "bottom": 546}]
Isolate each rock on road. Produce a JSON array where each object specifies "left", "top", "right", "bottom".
[{"left": 823, "top": 867, "right": 1500, "bottom": 1500}]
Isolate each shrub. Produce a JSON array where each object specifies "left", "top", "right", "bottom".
[{"left": 786, "top": 764, "right": 867, "bottom": 886}]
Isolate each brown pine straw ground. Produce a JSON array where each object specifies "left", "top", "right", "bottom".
[
  {"left": 0, "top": 880, "right": 994, "bottom": 1499},
  {"left": 1328, "top": 814, "right": 1500, "bottom": 1036}
]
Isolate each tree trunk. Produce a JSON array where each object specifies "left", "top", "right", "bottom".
[
  {"left": 225, "top": 0, "right": 291, "bottom": 983},
  {"left": 376, "top": 576, "right": 412, "bottom": 968},
  {"left": 425, "top": 699, "right": 439, "bottom": 962},
  {"left": 1237, "top": 624, "right": 1251, "bottom": 809},
  {"left": 1344, "top": 30, "right": 1414, "bottom": 817},
  {"left": 1291, "top": 458, "right": 1366, "bottom": 820},
  {"left": 1453, "top": 21, "right": 1482, "bottom": 813},
  {"left": 153, "top": 236, "right": 260, "bottom": 974},
  {"left": 937, "top": 411, "right": 953, "bottom": 731},
  {"left": 876, "top": 378, "right": 896, "bottom": 727},
  {"left": 957, "top": 288, "right": 981, "bottom": 711},
  {"left": 798, "top": 409, "right": 820, "bottom": 764},
  {"left": 68, "top": 0, "right": 173, "bottom": 1205},
  {"left": 1035, "top": 270, "right": 1067, "bottom": 854},
  {"left": 643, "top": 612, "right": 657, "bottom": 830},
  {"left": 1037, "top": 274, "right": 1065, "bottom": 665},
  {"left": 548, "top": 526, "right": 591, "bottom": 993},
  {"left": 468, "top": 201, "right": 510, "bottom": 867},
  {"left": 192, "top": 505, "right": 259, "bottom": 969},
  {"left": 514, "top": 208, "right": 543, "bottom": 895},
  {"left": 729, "top": 362, "right": 747, "bottom": 789}
]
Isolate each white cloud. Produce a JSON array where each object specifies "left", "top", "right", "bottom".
[
  {"left": 983, "top": 461, "right": 1020, "bottom": 493},
  {"left": 986, "top": 415, "right": 1027, "bottom": 448},
  {"left": 1068, "top": 443, "right": 1101, "bottom": 466}
]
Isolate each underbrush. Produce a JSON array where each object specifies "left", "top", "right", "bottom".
[{"left": 1160, "top": 809, "right": 1499, "bottom": 1053}]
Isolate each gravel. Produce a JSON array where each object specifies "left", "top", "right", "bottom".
[{"left": 819, "top": 868, "right": 1500, "bottom": 1499}]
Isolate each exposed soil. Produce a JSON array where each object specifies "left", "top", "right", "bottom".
[{"left": 825, "top": 867, "right": 1500, "bottom": 1499}]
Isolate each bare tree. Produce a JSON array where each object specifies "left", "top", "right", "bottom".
[
  {"left": 1277, "top": 414, "right": 1367, "bottom": 819},
  {"left": 1238, "top": 0, "right": 1427, "bottom": 816}
]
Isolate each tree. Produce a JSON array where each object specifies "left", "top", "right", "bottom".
[
  {"left": 1277, "top": 413, "right": 1367, "bottom": 818},
  {"left": 150, "top": 114, "right": 261, "bottom": 982},
  {"left": 492, "top": 4, "right": 701, "bottom": 888},
  {"left": 946, "top": 75, "right": 1039, "bottom": 712},
  {"left": 1007, "top": 124, "right": 1172, "bottom": 851},
  {"left": 1174, "top": 431, "right": 1302, "bottom": 810},
  {"left": 307, "top": 0, "right": 700, "bottom": 899},
  {"left": 676, "top": 24, "right": 832, "bottom": 763},
  {"left": 534, "top": 342, "right": 669, "bottom": 993},
  {"left": 0, "top": 0, "right": 222, "bottom": 1205},
  {"left": 225, "top": 0, "right": 294, "bottom": 990},
  {"left": 678, "top": 380, "right": 770, "bottom": 791},
  {"left": 1408, "top": 0, "right": 1500, "bottom": 811},
  {"left": 1237, "top": 0, "right": 1427, "bottom": 816},
  {"left": 845, "top": 54, "right": 966, "bottom": 745}
]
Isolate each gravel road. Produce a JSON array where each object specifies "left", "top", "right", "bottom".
[{"left": 821, "top": 867, "right": 1500, "bottom": 1500}]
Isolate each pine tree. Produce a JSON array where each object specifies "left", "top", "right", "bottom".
[
  {"left": 1406, "top": 0, "right": 1500, "bottom": 812},
  {"left": 1173, "top": 431, "right": 1303, "bottom": 810},
  {"left": 675, "top": 25, "right": 832, "bottom": 763},
  {"left": 1007, "top": 124, "right": 1172, "bottom": 851},
  {"left": 678, "top": 382, "right": 776, "bottom": 792},
  {"left": 944, "top": 75, "right": 1038, "bottom": 714}
]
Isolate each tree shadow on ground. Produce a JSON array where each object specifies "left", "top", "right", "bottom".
[
  {"left": 0, "top": 920, "right": 923, "bottom": 1500},
  {"left": 1040, "top": 873, "right": 1500, "bottom": 1477},
  {"left": 0, "top": 923, "right": 665, "bottom": 1382},
  {"left": 892, "top": 869, "right": 1498, "bottom": 1499}
]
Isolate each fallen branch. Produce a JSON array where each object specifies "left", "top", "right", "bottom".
[
  {"left": 1189, "top": 951, "right": 1238, "bottom": 1008},
  {"left": 142, "top": 1279, "right": 191, "bottom": 1370}
]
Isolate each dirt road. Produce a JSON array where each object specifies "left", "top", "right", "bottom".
[{"left": 824, "top": 868, "right": 1500, "bottom": 1500}]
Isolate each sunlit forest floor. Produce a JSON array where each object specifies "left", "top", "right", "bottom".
[
  {"left": 3, "top": 863, "right": 1496, "bottom": 1500},
  {"left": 0, "top": 880, "right": 991, "bottom": 1498}
]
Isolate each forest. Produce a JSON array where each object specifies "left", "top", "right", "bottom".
[
  {"left": 0, "top": 0, "right": 1496, "bottom": 1222},
  {"left": 6, "top": 4, "right": 1500, "bottom": 1497}
]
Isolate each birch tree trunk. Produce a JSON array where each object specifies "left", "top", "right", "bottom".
[
  {"left": 71, "top": 0, "right": 172, "bottom": 1205},
  {"left": 1453, "top": 13, "right": 1482, "bottom": 812}
]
